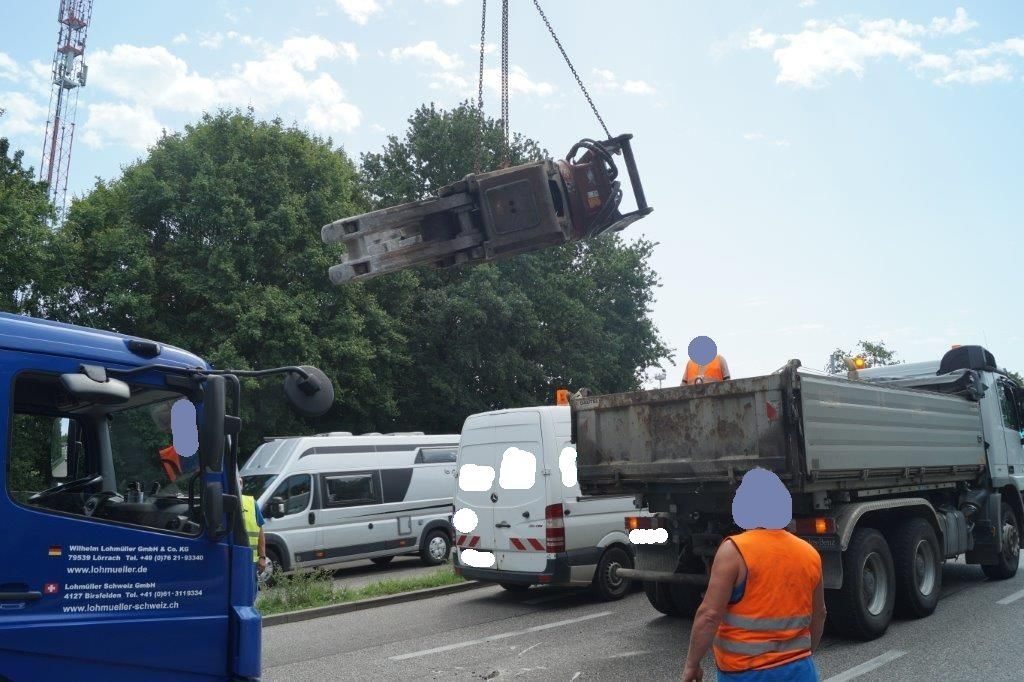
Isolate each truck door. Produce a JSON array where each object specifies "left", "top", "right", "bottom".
[
  {"left": 0, "top": 361, "right": 243, "bottom": 680},
  {"left": 997, "top": 381, "right": 1024, "bottom": 484}
]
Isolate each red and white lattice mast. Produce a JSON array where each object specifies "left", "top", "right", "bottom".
[{"left": 40, "top": 0, "right": 93, "bottom": 214}]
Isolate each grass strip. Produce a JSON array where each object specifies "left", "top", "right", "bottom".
[{"left": 256, "top": 564, "right": 464, "bottom": 616}]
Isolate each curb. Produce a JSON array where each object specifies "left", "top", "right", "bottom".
[{"left": 261, "top": 580, "right": 490, "bottom": 627}]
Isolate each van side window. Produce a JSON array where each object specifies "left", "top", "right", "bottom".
[
  {"left": 270, "top": 474, "right": 313, "bottom": 516},
  {"left": 323, "top": 472, "right": 380, "bottom": 507},
  {"left": 415, "top": 448, "right": 457, "bottom": 464}
]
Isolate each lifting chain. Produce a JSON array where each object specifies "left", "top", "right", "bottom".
[
  {"left": 531, "top": 0, "right": 612, "bottom": 140},
  {"left": 475, "top": 0, "right": 612, "bottom": 171},
  {"left": 500, "top": 0, "right": 510, "bottom": 167},
  {"left": 474, "top": 0, "right": 487, "bottom": 173}
]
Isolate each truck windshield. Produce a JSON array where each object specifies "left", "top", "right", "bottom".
[{"left": 7, "top": 372, "right": 202, "bottom": 535}]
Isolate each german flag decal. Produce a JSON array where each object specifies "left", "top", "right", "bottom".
[{"left": 48, "top": 546, "right": 62, "bottom": 557}]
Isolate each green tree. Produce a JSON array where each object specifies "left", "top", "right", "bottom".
[
  {"left": 360, "top": 102, "right": 670, "bottom": 432},
  {"left": 0, "top": 137, "right": 58, "bottom": 315},
  {"left": 826, "top": 340, "right": 901, "bottom": 374},
  {"left": 53, "top": 111, "right": 405, "bottom": 454},
  {"left": 1008, "top": 370, "right": 1023, "bottom": 386}
]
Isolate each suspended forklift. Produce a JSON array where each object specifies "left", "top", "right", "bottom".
[{"left": 322, "top": 0, "right": 654, "bottom": 284}]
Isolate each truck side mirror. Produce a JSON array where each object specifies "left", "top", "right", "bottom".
[
  {"left": 199, "top": 376, "right": 226, "bottom": 473},
  {"left": 265, "top": 497, "right": 286, "bottom": 519}
]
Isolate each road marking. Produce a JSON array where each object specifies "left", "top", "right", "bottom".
[
  {"left": 389, "top": 611, "right": 613, "bottom": 661},
  {"left": 570, "top": 673, "right": 581, "bottom": 681},
  {"left": 518, "top": 642, "right": 541, "bottom": 657},
  {"left": 823, "top": 650, "right": 907, "bottom": 682},
  {"left": 997, "top": 587, "right": 1024, "bottom": 605}
]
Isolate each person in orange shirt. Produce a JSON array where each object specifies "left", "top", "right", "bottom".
[
  {"left": 682, "top": 335, "right": 731, "bottom": 385},
  {"left": 681, "top": 468, "right": 826, "bottom": 681}
]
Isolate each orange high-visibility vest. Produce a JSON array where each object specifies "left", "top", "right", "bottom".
[
  {"left": 713, "top": 529, "right": 822, "bottom": 673},
  {"left": 683, "top": 356, "right": 728, "bottom": 384},
  {"left": 159, "top": 445, "right": 182, "bottom": 482}
]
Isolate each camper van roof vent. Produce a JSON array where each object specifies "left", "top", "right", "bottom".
[
  {"left": 386, "top": 431, "right": 425, "bottom": 436},
  {"left": 315, "top": 431, "right": 353, "bottom": 437}
]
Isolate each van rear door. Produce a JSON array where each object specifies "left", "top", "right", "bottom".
[{"left": 457, "top": 410, "right": 547, "bottom": 573}]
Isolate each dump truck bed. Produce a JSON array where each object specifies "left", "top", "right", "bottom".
[{"left": 573, "top": 364, "right": 987, "bottom": 496}]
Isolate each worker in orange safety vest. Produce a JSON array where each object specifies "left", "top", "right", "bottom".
[
  {"left": 682, "top": 355, "right": 730, "bottom": 385},
  {"left": 681, "top": 468, "right": 826, "bottom": 681}
]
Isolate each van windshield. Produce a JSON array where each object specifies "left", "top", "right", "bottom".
[{"left": 242, "top": 474, "right": 276, "bottom": 499}]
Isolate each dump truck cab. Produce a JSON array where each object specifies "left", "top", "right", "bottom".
[{"left": 0, "top": 313, "right": 262, "bottom": 679}]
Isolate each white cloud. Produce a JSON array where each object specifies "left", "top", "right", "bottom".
[
  {"left": 745, "top": 8, "right": 1010, "bottom": 88},
  {"left": 743, "top": 131, "right": 790, "bottom": 147},
  {"left": 746, "top": 28, "right": 777, "bottom": 50},
  {"left": 623, "top": 80, "right": 657, "bottom": 95},
  {"left": 198, "top": 32, "right": 224, "bottom": 49},
  {"left": 427, "top": 0, "right": 464, "bottom": 5},
  {"left": 429, "top": 71, "right": 469, "bottom": 92},
  {"left": 389, "top": 41, "right": 462, "bottom": 70},
  {"left": 798, "top": 0, "right": 816, "bottom": 7},
  {"left": 81, "top": 102, "right": 163, "bottom": 151},
  {"left": 592, "top": 68, "right": 657, "bottom": 96},
  {"left": 172, "top": 33, "right": 189, "bottom": 45},
  {"left": 482, "top": 66, "right": 555, "bottom": 96},
  {"left": 937, "top": 62, "right": 1013, "bottom": 85},
  {"left": 0, "top": 90, "right": 48, "bottom": 137},
  {"left": 336, "top": 0, "right": 381, "bottom": 25},
  {"left": 1, "top": 52, "right": 22, "bottom": 81},
  {"left": 82, "top": 37, "right": 363, "bottom": 149}
]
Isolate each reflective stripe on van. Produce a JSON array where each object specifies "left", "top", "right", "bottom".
[{"left": 509, "top": 537, "right": 545, "bottom": 551}]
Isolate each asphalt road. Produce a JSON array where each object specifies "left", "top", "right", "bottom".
[{"left": 263, "top": 557, "right": 1024, "bottom": 681}]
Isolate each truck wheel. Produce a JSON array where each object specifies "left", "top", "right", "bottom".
[
  {"left": 592, "top": 547, "right": 633, "bottom": 601},
  {"left": 827, "top": 528, "right": 895, "bottom": 640},
  {"left": 891, "top": 517, "right": 942, "bottom": 618},
  {"left": 420, "top": 530, "right": 451, "bottom": 566},
  {"left": 643, "top": 581, "right": 701, "bottom": 617},
  {"left": 644, "top": 581, "right": 678, "bottom": 615},
  {"left": 981, "top": 502, "right": 1020, "bottom": 581}
]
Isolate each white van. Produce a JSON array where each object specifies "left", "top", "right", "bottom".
[
  {"left": 240, "top": 432, "right": 460, "bottom": 574},
  {"left": 452, "top": 406, "right": 640, "bottom": 600}
]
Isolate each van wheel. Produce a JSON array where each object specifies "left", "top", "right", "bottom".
[
  {"left": 371, "top": 556, "right": 395, "bottom": 566},
  {"left": 420, "top": 530, "right": 451, "bottom": 566},
  {"left": 264, "top": 547, "right": 284, "bottom": 587},
  {"left": 891, "top": 517, "right": 942, "bottom": 618},
  {"left": 982, "top": 502, "right": 1020, "bottom": 580},
  {"left": 592, "top": 547, "right": 633, "bottom": 601},
  {"left": 827, "top": 528, "right": 895, "bottom": 640}
]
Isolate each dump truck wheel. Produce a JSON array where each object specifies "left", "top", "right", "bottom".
[
  {"left": 643, "top": 581, "right": 679, "bottom": 616},
  {"left": 982, "top": 502, "right": 1020, "bottom": 580},
  {"left": 827, "top": 528, "right": 895, "bottom": 640},
  {"left": 891, "top": 517, "right": 942, "bottom": 618}
]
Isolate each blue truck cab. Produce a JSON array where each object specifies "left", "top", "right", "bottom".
[{"left": 0, "top": 313, "right": 334, "bottom": 679}]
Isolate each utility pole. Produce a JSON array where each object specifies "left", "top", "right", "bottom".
[{"left": 41, "top": 0, "right": 93, "bottom": 217}]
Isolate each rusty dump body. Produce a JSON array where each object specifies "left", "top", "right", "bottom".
[{"left": 572, "top": 361, "right": 988, "bottom": 502}]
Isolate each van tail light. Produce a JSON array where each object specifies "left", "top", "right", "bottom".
[{"left": 545, "top": 503, "right": 566, "bottom": 553}]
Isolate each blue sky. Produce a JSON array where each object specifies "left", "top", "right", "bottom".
[{"left": 2, "top": 1, "right": 1022, "bottom": 385}]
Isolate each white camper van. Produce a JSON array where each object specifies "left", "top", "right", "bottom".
[
  {"left": 240, "top": 432, "right": 460, "bottom": 574},
  {"left": 452, "top": 406, "right": 640, "bottom": 600}
]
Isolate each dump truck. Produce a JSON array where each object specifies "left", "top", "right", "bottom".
[{"left": 572, "top": 345, "right": 1024, "bottom": 639}]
